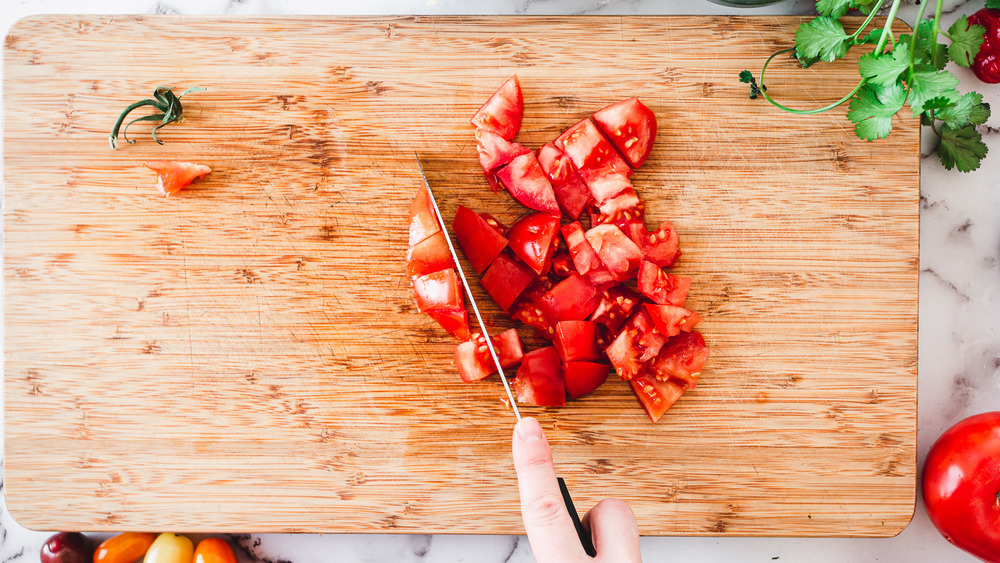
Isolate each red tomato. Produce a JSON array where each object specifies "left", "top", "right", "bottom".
[
  {"left": 550, "top": 250, "right": 574, "bottom": 278},
  {"left": 480, "top": 253, "right": 536, "bottom": 310},
  {"left": 590, "top": 196, "right": 645, "bottom": 234},
  {"left": 585, "top": 224, "right": 643, "bottom": 282},
  {"left": 512, "top": 301, "right": 556, "bottom": 340},
  {"left": 476, "top": 128, "right": 531, "bottom": 172},
  {"left": 969, "top": 9, "right": 1000, "bottom": 84},
  {"left": 536, "top": 272, "right": 601, "bottom": 323},
  {"left": 553, "top": 320, "right": 602, "bottom": 363},
  {"left": 455, "top": 329, "right": 525, "bottom": 382},
  {"left": 630, "top": 309, "right": 667, "bottom": 362},
  {"left": 426, "top": 307, "right": 471, "bottom": 341},
  {"left": 507, "top": 212, "right": 561, "bottom": 275},
  {"left": 923, "top": 411, "right": 1000, "bottom": 563},
  {"left": 625, "top": 221, "right": 680, "bottom": 268},
  {"left": 452, "top": 205, "right": 508, "bottom": 273},
  {"left": 649, "top": 331, "right": 709, "bottom": 388},
  {"left": 411, "top": 269, "right": 463, "bottom": 312},
  {"left": 405, "top": 229, "right": 455, "bottom": 278},
  {"left": 470, "top": 75, "right": 523, "bottom": 140},
  {"left": 637, "top": 261, "right": 691, "bottom": 306},
  {"left": 484, "top": 170, "right": 503, "bottom": 193},
  {"left": 536, "top": 143, "right": 591, "bottom": 220},
  {"left": 591, "top": 97, "right": 657, "bottom": 169},
  {"left": 643, "top": 303, "right": 700, "bottom": 337},
  {"left": 553, "top": 118, "right": 632, "bottom": 203},
  {"left": 606, "top": 327, "right": 644, "bottom": 381},
  {"left": 408, "top": 185, "right": 441, "bottom": 247},
  {"left": 143, "top": 161, "right": 211, "bottom": 197},
  {"left": 589, "top": 285, "right": 642, "bottom": 334},
  {"left": 630, "top": 373, "right": 685, "bottom": 423},
  {"left": 513, "top": 346, "right": 565, "bottom": 407},
  {"left": 561, "top": 221, "right": 611, "bottom": 287},
  {"left": 564, "top": 361, "right": 610, "bottom": 399},
  {"left": 192, "top": 538, "right": 237, "bottom": 563},
  {"left": 496, "top": 152, "right": 561, "bottom": 216}
]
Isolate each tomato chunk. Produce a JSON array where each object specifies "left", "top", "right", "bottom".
[
  {"left": 455, "top": 329, "right": 526, "bottom": 382},
  {"left": 143, "top": 161, "right": 211, "bottom": 197},
  {"left": 453, "top": 205, "right": 508, "bottom": 273},
  {"left": 625, "top": 221, "right": 680, "bottom": 268},
  {"left": 585, "top": 224, "right": 643, "bottom": 282},
  {"left": 408, "top": 185, "right": 441, "bottom": 247},
  {"left": 553, "top": 119, "right": 632, "bottom": 203},
  {"left": 649, "top": 331, "right": 710, "bottom": 388},
  {"left": 496, "top": 153, "right": 561, "bottom": 216},
  {"left": 513, "top": 346, "right": 565, "bottom": 407},
  {"left": 643, "top": 303, "right": 700, "bottom": 337},
  {"left": 630, "top": 373, "right": 685, "bottom": 423},
  {"left": 480, "top": 253, "right": 536, "bottom": 311},
  {"left": 406, "top": 230, "right": 455, "bottom": 278},
  {"left": 470, "top": 75, "right": 523, "bottom": 140},
  {"left": 564, "top": 361, "right": 610, "bottom": 400},
  {"left": 554, "top": 320, "right": 602, "bottom": 363},
  {"left": 426, "top": 307, "right": 471, "bottom": 341},
  {"left": 507, "top": 212, "right": 561, "bottom": 275},
  {"left": 591, "top": 97, "right": 657, "bottom": 169},
  {"left": 476, "top": 129, "right": 531, "bottom": 172},
  {"left": 536, "top": 143, "right": 591, "bottom": 220},
  {"left": 589, "top": 285, "right": 642, "bottom": 334},
  {"left": 536, "top": 272, "right": 601, "bottom": 323},
  {"left": 637, "top": 261, "right": 691, "bottom": 306},
  {"left": 411, "top": 269, "right": 463, "bottom": 312},
  {"left": 550, "top": 250, "right": 574, "bottom": 278}
]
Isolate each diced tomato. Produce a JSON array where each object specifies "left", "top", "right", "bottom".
[
  {"left": 643, "top": 303, "right": 700, "bottom": 337},
  {"left": 513, "top": 347, "right": 565, "bottom": 407},
  {"left": 455, "top": 329, "right": 526, "bottom": 382},
  {"left": 408, "top": 185, "right": 441, "bottom": 247},
  {"left": 606, "top": 327, "right": 645, "bottom": 381},
  {"left": 550, "top": 250, "right": 574, "bottom": 278},
  {"left": 480, "top": 253, "right": 536, "bottom": 310},
  {"left": 561, "top": 222, "right": 603, "bottom": 274},
  {"left": 512, "top": 301, "right": 556, "bottom": 340},
  {"left": 496, "top": 153, "right": 561, "bottom": 216},
  {"left": 637, "top": 261, "right": 691, "bottom": 306},
  {"left": 411, "top": 269, "right": 463, "bottom": 312},
  {"left": 507, "top": 212, "right": 561, "bottom": 275},
  {"left": 630, "top": 373, "right": 685, "bottom": 423},
  {"left": 536, "top": 143, "right": 591, "bottom": 220},
  {"left": 591, "top": 97, "right": 657, "bottom": 169},
  {"left": 584, "top": 224, "right": 643, "bottom": 282},
  {"left": 484, "top": 170, "right": 503, "bottom": 193},
  {"left": 589, "top": 285, "right": 642, "bottom": 334},
  {"left": 455, "top": 339, "right": 493, "bottom": 382},
  {"left": 630, "top": 309, "right": 667, "bottom": 362},
  {"left": 476, "top": 129, "right": 531, "bottom": 172},
  {"left": 492, "top": 328, "right": 525, "bottom": 368},
  {"left": 143, "top": 161, "right": 211, "bottom": 197},
  {"left": 564, "top": 361, "right": 610, "bottom": 400},
  {"left": 470, "top": 75, "right": 523, "bottom": 140},
  {"left": 554, "top": 320, "right": 602, "bottom": 363},
  {"left": 590, "top": 197, "right": 645, "bottom": 233},
  {"left": 649, "top": 331, "right": 710, "bottom": 388},
  {"left": 536, "top": 272, "right": 601, "bottom": 323},
  {"left": 427, "top": 307, "right": 471, "bottom": 341},
  {"left": 625, "top": 221, "right": 680, "bottom": 268},
  {"left": 406, "top": 230, "right": 455, "bottom": 277},
  {"left": 553, "top": 119, "right": 632, "bottom": 203},
  {"left": 453, "top": 205, "right": 508, "bottom": 273}
]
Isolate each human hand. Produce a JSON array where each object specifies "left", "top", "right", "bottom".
[{"left": 512, "top": 417, "right": 642, "bottom": 562}]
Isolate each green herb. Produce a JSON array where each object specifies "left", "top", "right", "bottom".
[
  {"left": 109, "top": 86, "right": 206, "bottom": 150},
  {"left": 742, "top": 1, "right": 991, "bottom": 172}
]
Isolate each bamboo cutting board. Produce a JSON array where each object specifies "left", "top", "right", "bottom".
[{"left": 3, "top": 15, "right": 919, "bottom": 536}]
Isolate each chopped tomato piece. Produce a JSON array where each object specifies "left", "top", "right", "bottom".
[
  {"left": 427, "top": 307, "right": 471, "bottom": 341},
  {"left": 630, "top": 373, "right": 685, "bottom": 423},
  {"left": 561, "top": 222, "right": 603, "bottom": 276},
  {"left": 553, "top": 119, "right": 632, "bottom": 203},
  {"left": 564, "top": 361, "right": 610, "bottom": 400},
  {"left": 406, "top": 230, "right": 455, "bottom": 277},
  {"left": 554, "top": 320, "right": 602, "bottom": 363},
  {"left": 455, "top": 329, "right": 526, "bottom": 382},
  {"left": 507, "top": 212, "right": 561, "bottom": 275},
  {"left": 453, "top": 205, "right": 508, "bottom": 273},
  {"left": 513, "top": 346, "right": 565, "bottom": 407},
  {"left": 411, "top": 269, "right": 463, "bottom": 312},
  {"left": 630, "top": 309, "right": 667, "bottom": 362},
  {"left": 550, "top": 250, "right": 574, "bottom": 278},
  {"left": 512, "top": 301, "right": 556, "bottom": 340},
  {"left": 605, "top": 327, "right": 645, "bottom": 381},
  {"left": 591, "top": 97, "right": 657, "bottom": 168},
  {"left": 536, "top": 143, "right": 591, "bottom": 220},
  {"left": 476, "top": 129, "right": 531, "bottom": 172},
  {"left": 637, "top": 261, "right": 691, "bottom": 306},
  {"left": 470, "top": 75, "right": 523, "bottom": 140},
  {"left": 491, "top": 328, "right": 525, "bottom": 368},
  {"left": 408, "top": 185, "right": 441, "bottom": 247},
  {"left": 484, "top": 170, "right": 503, "bottom": 193},
  {"left": 590, "top": 196, "right": 645, "bottom": 233},
  {"left": 144, "top": 161, "right": 211, "bottom": 197},
  {"left": 589, "top": 285, "right": 642, "bottom": 334},
  {"left": 649, "top": 331, "right": 709, "bottom": 388},
  {"left": 536, "top": 272, "right": 601, "bottom": 323},
  {"left": 643, "top": 303, "right": 700, "bottom": 337},
  {"left": 625, "top": 221, "right": 680, "bottom": 268},
  {"left": 496, "top": 153, "right": 561, "bottom": 216},
  {"left": 585, "top": 224, "right": 643, "bottom": 282},
  {"left": 480, "top": 253, "right": 536, "bottom": 310},
  {"left": 455, "top": 339, "right": 493, "bottom": 382}
]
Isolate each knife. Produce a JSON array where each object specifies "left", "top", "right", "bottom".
[{"left": 415, "top": 153, "right": 597, "bottom": 558}]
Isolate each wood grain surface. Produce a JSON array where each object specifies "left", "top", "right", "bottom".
[{"left": 3, "top": 15, "right": 919, "bottom": 536}]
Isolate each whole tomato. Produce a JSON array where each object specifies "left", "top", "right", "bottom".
[
  {"left": 969, "top": 8, "right": 1000, "bottom": 83},
  {"left": 922, "top": 411, "right": 1000, "bottom": 562}
]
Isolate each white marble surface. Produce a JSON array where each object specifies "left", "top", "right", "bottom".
[{"left": 1, "top": 0, "right": 997, "bottom": 561}]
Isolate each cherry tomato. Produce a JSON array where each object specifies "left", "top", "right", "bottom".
[
  {"left": 513, "top": 347, "right": 565, "bottom": 407},
  {"left": 507, "top": 212, "right": 561, "bottom": 275},
  {"left": 495, "top": 152, "right": 561, "bottom": 216},
  {"left": 142, "top": 161, "right": 210, "bottom": 197},
  {"left": 192, "top": 538, "right": 237, "bottom": 563},
  {"left": 470, "top": 75, "right": 523, "bottom": 140},
  {"left": 923, "top": 411, "right": 1000, "bottom": 563},
  {"left": 141, "top": 534, "right": 192, "bottom": 563},
  {"left": 94, "top": 532, "right": 156, "bottom": 563},
  {"left": 40, "top": 532, "right": 91, "bottom": 563},
  {"left": 591, "top": 97, "right": 657, "bottom": 169},
  {"left": 968, "top": 9, "right": 1000, "bottom": 84}
]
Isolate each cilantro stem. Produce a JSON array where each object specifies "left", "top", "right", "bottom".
[
  {"left": 931, "top": 0, "right": 944, "bottom": 65},
  {"left": 848, "top": 0, "right": 889, "bottom": 44}
]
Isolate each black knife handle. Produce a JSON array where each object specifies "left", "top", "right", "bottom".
[{"left": 558, "top": 477, "right": 597, "bottom": 557}]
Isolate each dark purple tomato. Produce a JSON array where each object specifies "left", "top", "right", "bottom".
[{"left": 40, "top": 532, "right": 92, "bottom": 563}]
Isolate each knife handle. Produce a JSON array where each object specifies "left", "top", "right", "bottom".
[{"left": 557, "top": 477, "right": 597, "bottom": 557}]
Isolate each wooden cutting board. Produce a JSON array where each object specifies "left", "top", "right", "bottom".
[{"left": 3, "top": 15, "right": 919, "bottom": 536}]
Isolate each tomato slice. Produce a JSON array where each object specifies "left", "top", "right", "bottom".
[
  {"left": 589, "top": 285, "right": 642, "bottom": 334},
  {"left": 406, "top": 230, "right": 455, "bottom": 277},
  {"left": 625, "top": 221, "right": 680, "bottom": 268},
  {"left": 476, "top": 128, "right": 531, "bottom": 172},
  {"left": 143, "top": 161, "right": 211, "bottom": 197},
  {"left": 408, "top": 185, "right": 441, "bottom": 247},
  {"left": 491, "top": 328, "right": 526, "bottom": 368},
  {"left": 553, "top": 118, "right": 632, "bottom": 203},
  {"left": 480, "top": 253, "right": 536, "bottom": 311},
  {"left": 536, "top": 272, "right": 601, "bottom": 323},
  {"left": 553, "top": 320, "right": 602, "bottom": 363},
  {"left": 536, "top": 143, "right": 591, "bottom": 220},
  {"left": 411, "top": 269, "right": 463, "bottom": 312},
  {"left": 630, "top": 373, "right": 685, "bottom": 423},
  {"left": 643, "top": 303, "right": 700, "bottom": 337},
  {"left": 470, "top": 75, "right": 523, "bottom": 140},
  {"left": 513, "top": 346, "right": 565, "bottom": 407},
  {"left": 453, "top": 205, "right": 508, "bottom": 273},
  {"left": 590, "top": 197, "right": 645, "bottom": 233},
  {"left": 496, "top": 153, "right": 561, "bottom": 216},
  {"left": 649, "top": 331, "right": 709, "bottom": 388},
  {"left": 507, "top": 212, "right": 561, "bottom": 275},
  {"left": 591, "top": 97, "right": 657, "bottom": 169},
  {"left": 584, "top": 224, "right": 643, "bottom": 282},
  {"left": 637, "top": 261, "right": 691, "bottom": 306},
  {"left": 427, "top": 307, "right": 471, "bottom": 341},
  {"left": 564, "top": 361, "right": 610, "bottom": 400}
]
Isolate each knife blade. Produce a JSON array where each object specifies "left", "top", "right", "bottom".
[{"left": 414, "top": 153, "right": 597, "bottom": 558}]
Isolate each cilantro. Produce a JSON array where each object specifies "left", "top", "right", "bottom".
[
  {"left": 945, "top": 16, "right": 984, "bottom": 67},
  {"left": 857, "top": 43, "right": 910, "bottom": 87},
  {"left": 739, "top": 70, "right": 766, "bottom": 100},
  {"left": 847, "top": 82, "right": 906, "bottom": 140},
  {"left": 906, "top": 65, "right": 960, "bottom": 116},
  {"left": 987, "top": 0, "right": 1000, "bottom": 9},
  {"left": 937, "top": 124, "right": 988, "bottom": 172},
  {"left": 936, "top": 93, "right": 990, "bottom": 129},
  {"left": 795, "top": 17, "right": 851, "bottom": 63},
  {"left": 857, "top": 27, "right": 885, "bottom": 46},
  {"left": 816, "top": 0, "right": 852, "bottom": 19},
  {"left": 900, "top": 20, "right": 949, "bottom": 70}
]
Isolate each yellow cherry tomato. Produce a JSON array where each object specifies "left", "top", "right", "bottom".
[
  {"left": 192, "top": 538, "right": 237, "bottom": 563},
  {"left": 94, "top": 532, "right": 157, "bottom": 563},
  {"left": 141, "top": 533, "right": 192, "bottom": 563}
]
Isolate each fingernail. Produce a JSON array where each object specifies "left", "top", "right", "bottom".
[{"left": 516, "top": 417, "right": 543, "bottom": 443}]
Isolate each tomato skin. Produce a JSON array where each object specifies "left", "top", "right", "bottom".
[
  {"left": 94, "top": 532, "right": 156, "bottom": 563},
  {"left": 564, "top": 361, "right": 610, "bottom": 400},
  {"left": 507, "top": 212, "right": 561, "bottom": 275},
  {"left": 637, "top": 261, "right": 691, "bottom": 306},
  {"left": 536, "top": 272, "right": 601, "bottom": 323},
  {"left": 923, "top": 411, "right": 1000, "bottom": 563},
  {"left": 514, "top": 346, "right": 565, "bottom": 407},
  {"left": 470, "top": 75, "right": 523, "bottom": 140},
  {"left": 192, "top": 538, "right": 237, "bottom": 563},
  {"left": 480, "top": 253, "right": 536, "bottom": 311},
  {"left": 536, "top": 143, "right": 591, "bottom": 220},
  {"left": 496, "top": 152, "right": 561, "bottom": 216},
  {"left": 591, "top": 97, "right": 657, "bottom": 169},
  {"left": 553, "top": 320, "right": 602, "bottom": 363},
  {"left": 143, "top": 161, "right": 211, "bottom": 197},
  {"left": 476, "top": 128, "right": 531, "bottom": 172},
  {"left": 141, "top": 533, "right": 192, "bottom": 563},
  {"left": 452, "top": 205, "right": 508, "bottom": 273}
]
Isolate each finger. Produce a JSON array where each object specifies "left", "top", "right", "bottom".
[
  {"left": 581, "top": 498, "right": 642, "bottom": 562},
  {"left": 512, "top": 417, "right": 586, "bottom": 562}
]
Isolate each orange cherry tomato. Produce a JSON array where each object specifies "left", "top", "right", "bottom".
[
  {"left": 93, "top": 532, "right": 156, "bottom": 563},
  {"left": 192, "top": 538, "right": 236, "bottom": 563}
]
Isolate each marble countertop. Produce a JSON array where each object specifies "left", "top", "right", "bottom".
[{"left": 1, "top": 0, "right": 997, "bottom": 561}]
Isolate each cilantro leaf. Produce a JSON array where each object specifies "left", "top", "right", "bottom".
[
  {"left": 847, "top": 81, "right": 907, "bottom": 140},
  {"left": 901, "top": 20, "right": 950, "bottom": 70},
  {"left": 816, "top": 0, "right": 852, "bottom": 18},
  {"left": 987, "top": 0, "right": 1000, "bottom": 9},
  {"left": 947, "top": 16, "right": 985, "bottom": 67},
  {"left": 740, "top": 70, "right": 766, "bottom": 99},
  {"left": 851, "top": 0, "right": 879, "bottom": 14},
  {"left": 857, "top": 43, "right": 911, "bottom": 87},
  {"left": 796, "top": 17, "right": 851, "bottom": 63},
  {"left": 906, "top": 64, "right": 960, "bottom": 116},
  {"left": 937, "top": 124, "right": 988, "bottom": 172},
  {"left": 857, "top": 27, "right": 885, "bottom": 46},
  {"left": 937, "top": 92, "right": 991, "bottom": 128}
]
